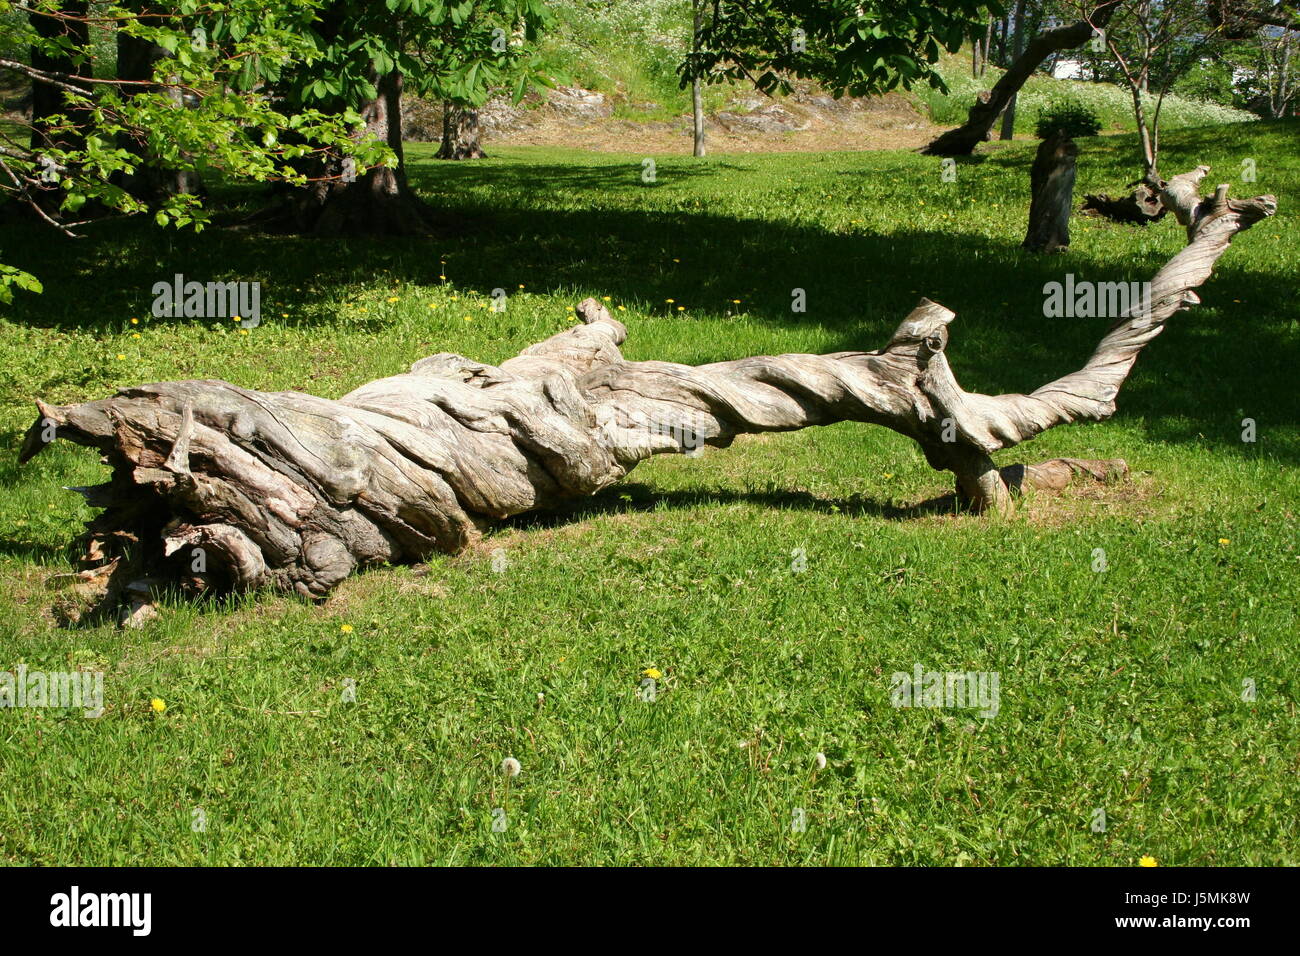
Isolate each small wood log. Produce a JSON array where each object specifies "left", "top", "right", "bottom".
[
  {"left": 18, "top": 171, "right": 1276, "bottom": 617},
  {"left": 1023, "top": 130, "right": 1077, "bottom": 253}
]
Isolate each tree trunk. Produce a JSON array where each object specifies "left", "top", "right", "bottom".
[
  {"left": 1023, "top": 131, "right": 1076, "bottom": 252},
  {"left": 692, "top": 0, "right": 706, "bottom": 157},
  {"left": 285, "top": 70, "right": 437, "bottom": 236},
  {"left": 999, "top": 0, "right": 1029, "bottom": 141},
  {"left": 115, "top": 5, "right": 202, "bottom": 203},
  {"left": 29, "top": 1, "right": 91, "bottom": 153},
  {"left": 437, "top": 103, "right": 486, "bottom": 160},
  {"left": 21, "top": 171, "right": 1276, "bottom": 622},
  {"left": 922, "top": 1, "right": 1125, "bottom": 156}
]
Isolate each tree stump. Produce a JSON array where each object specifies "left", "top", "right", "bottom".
[
  {"left": 1081, "top": 180, "right": 1169, "bottom": 225},
  {"left": 19, "top": 170, "right": 1276, "bottom": 622},
  {"left": 1023, "top": 130, "right": 1077, "bottom": 253}
]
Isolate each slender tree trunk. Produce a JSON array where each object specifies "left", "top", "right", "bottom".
[
  {"left": 437, "top": 103, "right": 486, "bottom": 160},
  {"left": 999, "top": 0, "right": 1028, "bottom": 141},
  {"left": 691, "top": 0, "right": 706, "bottom": 157}
]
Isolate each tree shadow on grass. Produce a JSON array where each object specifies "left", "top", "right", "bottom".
[{"left": 498, "top": 480, "right": 965, "bottom": 538}]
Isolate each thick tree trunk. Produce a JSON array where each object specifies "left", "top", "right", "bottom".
[
  {"left": 29, "top": 1, "right": 91, "bottom": 153},
  {"left": 286, "top": 71, "right": 437, "bottom": 236},
  {"left": 922, "top": 1, "right": 1125, "bottom": 156},
  {"left": 21, "top": 171, "right": 1275, "bottom": 623},
  {"left": 1023, "top": 131, "right": 1076, "bottom": 252},
  {"left": 436, "top": 103, "right": 486, "bottom": 160},
  {"left": 115, "top": 5, "right": 202, "bottom": 204}
]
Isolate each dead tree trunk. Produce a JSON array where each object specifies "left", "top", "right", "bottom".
[
  {"left": 1023, "top": 130, "right": 1077, "bottom": 252},
  {"left": 1082, "top": 178, "right": 1169, "bottom": 224},
  {"left": 436, "top": 103, "right": 486, "bottom": 160},
  {"left": 19, "top": 171, "right": 1275, "bottom": 622},
  {"left": 922, "top": 0, "right": 1125, "bottom": 156}
]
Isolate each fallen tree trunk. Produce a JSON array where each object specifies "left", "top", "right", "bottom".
[
  {"left": 19, "top": 171, "right": 1275, "bottom": 621},
  {"left": 921, "top": 0, "right": 1125, "bottom": 157},
  {"left": 1082, "top": 179, "right": 1169, "bottom": 225}
]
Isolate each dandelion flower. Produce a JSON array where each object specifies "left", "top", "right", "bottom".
[
  {"left": 602, "top": 296, "right": 611, "bottom": 301},
  {"left": 340, "top": 624, "right": 353, "bottom": 634},
  {"left": 130, "top": 318, "right": 139, "bottom": 325},
  {"left": 501, "top": 757, "right": 521, "bottom": 777},
  {"left": 643, "top": 667, "right": 662, "bottom": 680},
  {"left": 116, "top": 354, "right": 125, "bottom": 360},
  {"left": 150, "top": 698, "right": 166, "bottom": 713},
  {"left": 665, "top": 298, "right": 675, "bottom": 304},
  {"left": 387, "top": 296, "right": 399, "bottom": 303},
  {"left": 814, "top": 752, "right": 827, "bottom": 770},
  {"left": 1139, "top": 855, "right": 1158, "bottom": 867}
]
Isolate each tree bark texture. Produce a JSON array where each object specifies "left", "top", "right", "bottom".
[
  {"left": 437, "top": 104, "right": 486, "bottom": 160},
  {"left": 1023, "top": 131, "right": 1077, "bottom": 252}
]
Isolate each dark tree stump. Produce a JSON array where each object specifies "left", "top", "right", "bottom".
[
  {"left": 1023, "top": 131, "right": 1077, "bottom": 253},
  {"left": 1081, "top": 181, "right": 1169, "bottom": 225}
]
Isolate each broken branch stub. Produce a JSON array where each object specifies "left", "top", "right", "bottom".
[{"left": 19, "top": 173, "right": 1275, "bottom": 616}]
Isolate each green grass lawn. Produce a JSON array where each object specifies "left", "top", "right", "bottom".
[{"left": 0, "top": 121, "right": 1297, "bottom": 865}]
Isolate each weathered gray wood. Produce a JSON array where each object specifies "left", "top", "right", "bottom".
[
  {"left": 1023, "top": 130, "right": 1077, "bottom": 253},
  {"left": 18, "top": 171, "right": 1276, "bottom": 620}
]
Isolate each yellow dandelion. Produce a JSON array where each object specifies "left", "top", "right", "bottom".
[
  {"left": 387, "top": 296, "right": 399, "bottom": 302},
  {"left": 150, "top": 698, "right": 166, "bottom": 713},
  {"left": 665, "top": 298, "right": 675, "bottom": 304},
  {"left": 340, "top": 624, "right": 353, "bottom": 634},
  {"left": 602, "top": 296, "right": 611, "bottom": 301},
  {"left": 617, "top": 305, "right": 626, "bottom": 311},
  {"left": 116, "top": 353, "right": 125, "bottom": 361},
  {"left": 131, "top": 333, "right": 140, "bottom": 339},
  {"left": 130, "top": 317, "right": 139, "bottom": 325},
  {"left": 1218, "top": 538, "right": 1230, "bottom": 546},
  {"left": 643, "top": 667, "right": 662, "bottom": 680},
  {"left": 677, "top": 306, "right": 685, "bottom": 311},
  {"left": 232, "top": 315, "right": 241, "bottom": 322},
  {"left": 1139, "top": 855, "right": 1158, "bottom": 867}
]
